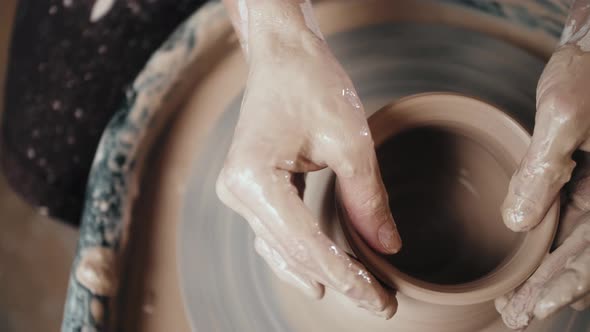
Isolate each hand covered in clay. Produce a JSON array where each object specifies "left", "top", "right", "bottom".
[
  {"left": 217, "top": 0, "right": 400, "bottom": 318},
  {"left": 496, "top": 203, "right": 590, "bottom": 329},
  {"left": 497, "top": 2, "right": 590, "bottom": 328}
]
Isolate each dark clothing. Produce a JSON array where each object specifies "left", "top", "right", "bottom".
[{"left": 2, "top": 0, "right": 206, "bottom": 224}]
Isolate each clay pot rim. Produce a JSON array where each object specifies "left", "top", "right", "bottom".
[{"left": 338, "top": 92, "right": 559, "bottom": 306}]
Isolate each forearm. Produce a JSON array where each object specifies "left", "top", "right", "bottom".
[
  {"left": 561, "top": 0, "right": 590, "bottom": 49},
  {"left": 222, "top": 0, "right": 324, "bottom": 59}
]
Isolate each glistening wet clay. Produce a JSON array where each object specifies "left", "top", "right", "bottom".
[
  {"left": 339, "top": 93, "right": 559, "bottom": 306},
  {"left": 377, "top": 126, "right": 521, "bottom": 285}
]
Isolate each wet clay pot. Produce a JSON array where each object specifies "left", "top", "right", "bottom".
[{"left": 337, "top": 93, "right": 559, "bottom": 328}]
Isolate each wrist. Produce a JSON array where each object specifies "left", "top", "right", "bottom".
[{"left": 246, "top": 0, "right": 326, "bottom": 58}]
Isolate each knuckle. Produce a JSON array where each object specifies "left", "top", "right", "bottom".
[
  {"left": 334, "top": 134, "right": 375, "bottom": 177},
  {"left": 316, "top": 115, "right": 374, "bottom": 160},
  {"left": 217, "top": 156, "right": 264, "bottom": 198},
  {"left": 353, "top": 192, "right": 389, "bottom": 218},
  {"left": 282, "top": 238, "right": 313, "bottom": 269},
  {"left": 253, "top": 237, "right": 269, "bottom": 256},
  {"left": 351, "top": 131, "right": 375, "bottom": 157},
  {"left": 520, "top": 159, "right": 573, "bottom": 185},
  {"left": 264, "top": 247, "right": 290, "bottom": 271},
  {"left": 215, "top": 170, "right": 232, "bottom": 203},
  {"left": 337, "top": 262, "right": 380, "bottom": 305},
  {"left": 360, "top": 192, "right": 387, "bottom": 211},
  {"left": 347, "top": 129, "right": 375, "bottom": 153},
  {"left": 335, "top": 159, "right": 358, "bottom": 178},
  {"left": 327, "top": 263, "right": 357, "bottom": 295},
  {"left": 538, "top": 90, "right": 580, "bottom": 125},
  {"left": 325, "top": 117, "right": 373, "bottom": 149}
]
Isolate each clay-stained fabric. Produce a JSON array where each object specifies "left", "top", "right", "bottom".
[{"left": 1, "top": 0, "right": 206, "bottom": 224}]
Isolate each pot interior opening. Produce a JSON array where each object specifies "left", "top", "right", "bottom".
[{"left": 377, "top": 125, "right": 523, "bottom": 285}]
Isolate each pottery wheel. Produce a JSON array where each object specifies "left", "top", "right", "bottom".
[{"left": 176, "top": 15, "right": 586, "bottom": 332}]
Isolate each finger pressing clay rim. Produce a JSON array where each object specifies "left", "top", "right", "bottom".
[
  {"left": 334, "top": 174, "right": 402, "bottom": 255},
  {"left": 338, "top": 93, "right": 559, "bottom": 306},
  {"left": 500, "top": 115, "right": 577, "bottom": 232}
]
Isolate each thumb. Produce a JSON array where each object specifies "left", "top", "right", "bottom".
[
  {"left": 502, "top": 99, "right": 579, "bottom": 232},
  {"left": 331, "top": 144, "right": 402, "bottom": 254}
]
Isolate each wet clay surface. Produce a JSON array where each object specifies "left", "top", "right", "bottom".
[{"left": 378, "top": 127, "right": 521, "bottom": 284}]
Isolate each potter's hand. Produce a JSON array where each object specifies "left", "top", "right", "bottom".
[
  {"left": 498, "top": 2, "right": 590, "bottom": 328},
  {"left": 217, "top": 0, "right": 400, "bottom": 318},
  {"left": 496, "top": 203, "right": 590, "bottom": 329}
]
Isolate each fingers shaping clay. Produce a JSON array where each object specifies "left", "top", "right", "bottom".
[{"left": 338, "top": 93, "right": 560, "bottom": 306}]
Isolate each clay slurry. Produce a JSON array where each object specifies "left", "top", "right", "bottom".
[{"left": 378, "top": 126, "right": 522, "bottom": 284}]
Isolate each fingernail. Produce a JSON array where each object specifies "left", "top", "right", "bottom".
[
  {"left": 378, "top": 221, "right": 401, "bottom": 254},
  {"left": 502, "top": 196, "right": 537, "bottom": 232}
]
